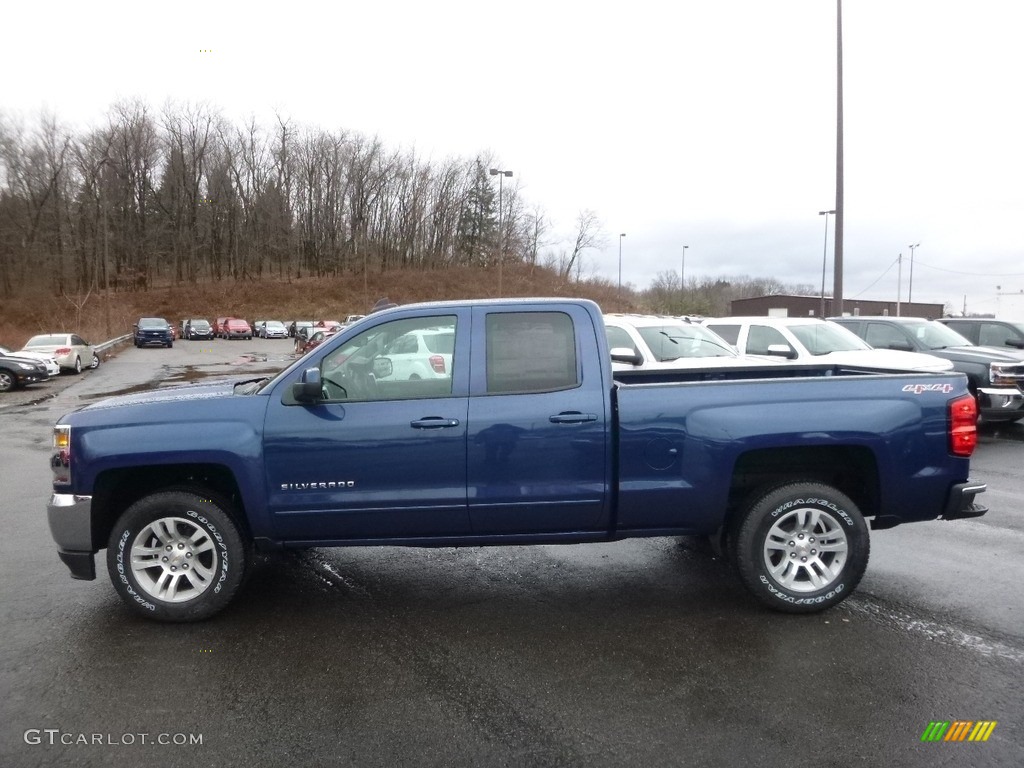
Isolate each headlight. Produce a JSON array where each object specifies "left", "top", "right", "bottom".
[
  {"left": 52, "top": 425, "right": 72, "bottom": 485},
  {"left": 17, "top": 362, "right": 35, "bottom": 370},
  {"left": 990, "top": 363, "right": 1017, "bottom": 387}
]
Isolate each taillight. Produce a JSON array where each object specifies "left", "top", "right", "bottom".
[
  {"left": 949, "top": 395, "right": 977, "bottom": 456},
  {"left": 51, "top": 425, "right": 72, "bottom": 485},
  {"left": 55, "top": 347, "right": 71, "bottom": 355},
  {"left": 429, "top": 355, "right": 446, "bottom": 374}
]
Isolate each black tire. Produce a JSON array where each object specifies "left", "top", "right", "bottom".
[
  {"left": 733, "top": 482, "right": 869, "bottom": 613},
  {"left": 0, "top": 368, "right": 16, "bottom": 392},
  {"left": 90, "top": 353, "right": 100, "bottom": 369},
  {"left": 167, "top": 341, "right": 173, "bottom": 348},
  {"left": 72, "top": 356, "right": 82, "bottom": 374},
  {"left": 106, "top": 490, "right": 249, "bottom": 622}
]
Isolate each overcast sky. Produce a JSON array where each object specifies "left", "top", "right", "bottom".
[{"left": 5, "top": 0, "right": 1023, "bottom": 316}]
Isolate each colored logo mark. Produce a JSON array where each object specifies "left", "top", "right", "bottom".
[{"left": 921, "top": 721, "right": 997, "bottom": 742}]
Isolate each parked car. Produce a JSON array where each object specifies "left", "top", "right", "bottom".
[
  {"left": 937, "top": 317, "right": 1024, "bottom": 350},
  {"left": 314, "top": 320, "right": 343, "bottom": 332},
  {"left": 0, "top": 344, "right": 60, "bottom": 376},
  {"left": 224, "top": 319, "right": 253, "bottom": 340},
  {"left": 0, "top": 350, "right": 49, "bottom": 392},
  {"left": 20, "top": 333, "right": 98, "bottom": 374},
  {"left": 604, "top": 314, "right": 776, "bottom": 371},
  {"left": 184, "top": 318, "right": 214, "bottom": 340},
  {"left": 830, "top": 315, "right": 1024, "bottom": 423},
  {"left": 258, "top": 320, "right": 288, "bottom": 339},
  {"left": 343, "top": 314, "right": 366, "bottom": 326},
  {"left": 213, "top": 317, "right": 232, "bottom": 339},
  {"left": 295, "top": 328, "right": 339, "bottom": 354},
  {"left": 376, "top": 327, "right": 455, "bottom": 380},
  {"left": 134, "top": 317, "right": 174, "bottom": 348},
  {"left": 703, "top": 317, "right": 954, "bottom": 373}
]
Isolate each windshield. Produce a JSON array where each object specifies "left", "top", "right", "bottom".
[
  {"left": 191, "top": 320, "right": 210, "bottom": 329},
  {"left": 904, "top": 320, "right": 972, "bottom": 350},
  {"left": 636, "top": 324, "right": 736, "bottom": 361},
  {"left": 138, "top": 318, "right": 168, "bottom": 328},
  {"left": 789, "top": 322, "right": 870, "bottom": 355},
  {"left": 25, "top": 335, "right": 67, "bottom": 347}
]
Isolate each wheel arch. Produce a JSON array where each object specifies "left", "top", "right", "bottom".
[
  {"left": 92, "top": 463, "right": 251, "bottom": 550},
  {"left": 721, "top": 445, "right": 879, "bottom": 543}
]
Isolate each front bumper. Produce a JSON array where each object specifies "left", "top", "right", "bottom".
[
  {"left": 977, "top": 386, "right": 1024, "bottom": 422},
  {"left": 16, "top": 369, "right": 49, "bottom": 385},
  {"left": 135, "top": 335, "right": 172, "bottom": 346},
  {"left": 942, "top": 480, "right": 988, "bottom": 521},
  {"left": 47, "top": 493, "right": 97, "bottom": 580}
]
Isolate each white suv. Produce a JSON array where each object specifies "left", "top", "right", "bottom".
[
  {"left": 702, "top": 316, "right": 954, "bottom": 372},
  {"left": 379, "top": 328, "right": 454, "bottom": 379}
]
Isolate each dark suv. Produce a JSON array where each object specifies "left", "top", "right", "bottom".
[
  {"left": 937, "top": 318, "right": 1024, "bottom": 351},
  {"left": 831, "top": 316, "right": 1024, "bottom": 423},
  {"left": 134, "top": 317, "right": 174, "bottom": 348},
  {"left": 184, "top": 318, "right": 214, "bottom": 340}
]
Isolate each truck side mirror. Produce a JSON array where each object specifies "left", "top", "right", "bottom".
[
  {"left": 609, "top": 347, "right": 642, "bottom": 366},
  {"left": 766, "top": 344, "right": 798, "bottom": 359},
  {"left": 373, "top": 358, "right": 393, "bottom": 379},
  {"left": 292, "top": 367, "right": 323, "bottom": 403}
]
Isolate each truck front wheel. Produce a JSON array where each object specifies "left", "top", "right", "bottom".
[
  {"left": 106, "top": 490, "right": 248, "bottom": 622},
  {"left": 733, "top": 482, "right": 869, "bottom": 613}
]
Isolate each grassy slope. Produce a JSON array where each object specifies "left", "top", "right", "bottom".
[{"left": 0, "top": 265, "right": 633, "bottom": 348}]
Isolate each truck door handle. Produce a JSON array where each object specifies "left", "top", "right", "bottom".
[
  {"left": 549, "top": 412, "right": 598, "bottom": 424},
  {"left": 410, "top": 417, "right": 461, "bottom": 429}
]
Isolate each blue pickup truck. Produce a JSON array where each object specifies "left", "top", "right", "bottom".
[{"left": 47, "top": 299, "right": 987, "bottom": 621}]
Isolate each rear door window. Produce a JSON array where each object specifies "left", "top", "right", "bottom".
[{"left": 485, "top": 312, "right": 578, "bottom": 394}]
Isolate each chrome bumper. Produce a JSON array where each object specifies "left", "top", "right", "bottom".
[
  {"left": 47, "top": 493, "right": 96, "bottom": 580},
  {"left": 978, "top": 387, "right": 1024, "bottom": 419},
  {"left": 942, "top": 481, "right": 988, "bottom": 521}
]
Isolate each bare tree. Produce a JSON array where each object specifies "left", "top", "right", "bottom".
[{"left": 561, "top": 209, "right": 604, "bottom": 280}]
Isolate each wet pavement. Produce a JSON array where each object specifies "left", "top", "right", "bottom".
[{"left": 1, "top": 340, "right": 1021, "bottom": 766}]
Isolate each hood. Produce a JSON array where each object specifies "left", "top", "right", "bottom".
[
  {"left": 1, "top": 351, "right": 50, "bottom": 366},
  {"left": 929, "top": 345, "right": 1024, "bottom": 365},
  {"left": 75, "top": 378, "right": 251, "bottom": 412},
  {"left": 816, "top": 349, "right": 954, "bottom": 372}
]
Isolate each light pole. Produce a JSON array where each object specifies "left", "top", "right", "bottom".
[
  {"left": 617, "top": 233, "right": 626, "bottom": 297},
  {"left": 896, "top": 252, "right": 903, "bottom": 316},
  {"left": 489, "top": 168, "right": 513, "bottom": 296},
  {"left": 907, "top": 242, "right": 920, "bottom": 304},
  {"left": 680, "top": 245, "right": 689, "bottom": 311},
  {"left": 818, "top": 210, "right": 835, "bottom": 317}
]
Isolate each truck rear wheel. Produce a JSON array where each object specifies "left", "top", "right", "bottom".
[
  {"left": 733, "top": 482, "right": 869, "bottom": 613},
  {"left": 106, "top": 490, "right": 248, "bottom": 622}
]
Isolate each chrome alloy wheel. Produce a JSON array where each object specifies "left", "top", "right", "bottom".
[
  {"left": 130, "top": 516, "right": 219, "bottom": 602},
  {"left": 762, "top": 506, "right": 849, "bottom": 592}
]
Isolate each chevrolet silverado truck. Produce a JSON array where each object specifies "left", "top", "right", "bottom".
[{"left": 47, "top": 299, "right": 987, "bottom": 622}]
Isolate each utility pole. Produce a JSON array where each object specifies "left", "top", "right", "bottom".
[{"left": 833, "top": 0, "right": 845, "bottom": 315}]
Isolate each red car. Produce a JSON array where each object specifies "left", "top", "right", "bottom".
[
  {"left": 295, "top": 328, "right": 339, "bottom": 354},
  {"left": 224, "top": 319, "right": 252, "bottom": 340}
]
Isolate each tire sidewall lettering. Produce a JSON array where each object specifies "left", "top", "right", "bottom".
[
  {"left": 115, "top": 528, "right": 156, "bottom": 611},
  {"left": 759, "top": 574, "right": 846, "bottom": 605},
  {"left": 769, "top": 497, "right": 854, "bottom": 527},
  {"left": 186, "top": 509, "right": 230, "bottom": 593}
]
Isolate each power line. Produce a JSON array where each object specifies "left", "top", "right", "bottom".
[
  {"left": 912, "top": 260, "right": 1024, "bottom": 278},
  {"left": 850, "top": 254, "right": 900, "bottom": 298}
]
